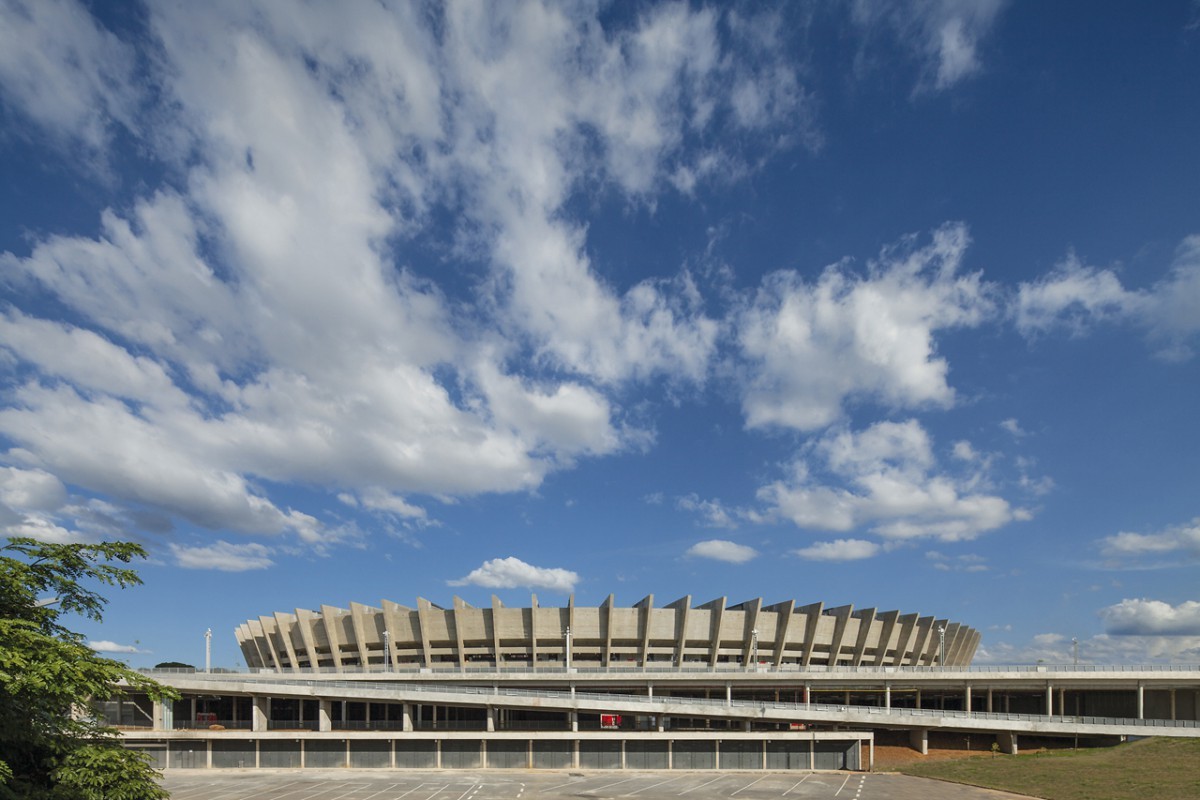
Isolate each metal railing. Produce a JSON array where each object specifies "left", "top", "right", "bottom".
[
  {"left": 140, "top": 662, "right": 1200, "bottom": 677},
  {"left": 155, "top": 675, "right": 1200, "bottom": 732}
]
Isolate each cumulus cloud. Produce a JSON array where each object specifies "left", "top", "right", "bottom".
[
  {"left": 737, "top": 224, "right": 993, "bottom": 431},
  {"left": 1100, "top": 599, "right": 1200, "bottom": 636},
  {"left": 977, "top": 631, "right": 1200, "bottom": 666},
  {"left": 759, "top": 419, "right": 1024, "bottom": 541},
  {"left": 794, "top": 538, "right": 880, "bottom": 561},
  {"left": 88, "top": 640, "right": 149, "bottom": 654},
  {"left": 1015, "top": 238, "right": 1200, "bottom": 360},
  {"left": 0, "top": 0, "right": 139, "bottom": 161},
  {"left": 1098, "top": 518, "right": 1200, "bottom": 567},
  {"left": 0, "top": 0, "right": 814, "bottom": 557},
  {"left": 850, "top": 0, "right": 1007, "bottom": 92},
  {"left": 685, "top": 539, "right": 758, "bottom": 563},
  {"left": 170, "top": 541, "right": 274, "bottom": 572},
  {"left": 677, "top": 495, "right": 744, "bottom": 529},
  {"left": 925, "top": 550, "right": 988, "bottom": 572},
  {"left": 449, "top": 557, "right": 579, "bottom": 593}
]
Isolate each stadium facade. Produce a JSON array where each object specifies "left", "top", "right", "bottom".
[
  {"left": 235, "top": 595, "right": 981, "bottom": 671},
  {"left": 114, "top": 596, "right": 1200, "bottom": 773}
]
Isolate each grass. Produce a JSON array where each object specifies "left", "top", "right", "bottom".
[{"left": 896, "top": 737, "right": 1200, "bottom": 800}]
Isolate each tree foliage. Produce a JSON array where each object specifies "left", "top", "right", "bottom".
[{"left": 0, "top": 537, "right": 176, "bottom": 800}]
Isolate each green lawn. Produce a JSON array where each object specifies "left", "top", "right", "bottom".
[{"left": 897, "top": 737, "right": 1200, "bottom": 800}]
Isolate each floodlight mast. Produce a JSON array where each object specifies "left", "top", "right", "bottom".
[{"left": 205, "top": 628, "right": 212, "bottom": 673}]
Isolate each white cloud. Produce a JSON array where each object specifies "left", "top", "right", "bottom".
[
  {"left": 1100, "top": 599, "right": 1200, "bottom": 636},
  {"left": 794, "top": 538, "right": 880, "bottom": 561},
  {"left": 1099, "top": 518, "right": 1200, "bottom": 567},
  {"left": 925, "top": 550, "right": 988, "bottom": 572},
  {"left": 449, "top": 556, "right": 578, "bottom": 593},
  {"left": 0, "top": 0, "right": 812, "bottom": 557},
  {"left": 170, "top": 541, "right": 274, "bottom": 572},
  {"left": 738, "top": 224, "right": 993, "bottom": 431},
  {"left": 999, "top": 418, "right": 1026, "bottom": 437},
  {"left": 88, "top": 640, "right": 149, "bottom": 654},
  {"left": 677, "top": 494, "right": 743, "bottom": 529},
  {"left": 977, "top": 632, "right": 1200, "bottom": 666},
  {"left": 1015, "top": 238, "right": 1200, "bottom": 360},
  {"left": 759, "top": 419, "right": 1023, "bottom": 541},
  {"left": 686, "top": 539, "right": 758, "bottom": 564},
  {"left": 0, "top": 0, "right": 139, "bottom": 160},
  {"left": 850, "top": 0, "right": 1007, "bottom": 92}
]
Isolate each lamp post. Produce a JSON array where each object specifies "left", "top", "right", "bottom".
[
  {"left": 205, "top": 628, "right": 212, "bottom": 673},
  {"left": 1072, "top": 637, "right": 1078, "bottom": 668},
  {"left": 750, "top": 628, "right": 759, "bottom": 670},
  {"left": 937, "top": 625, "right": 946, "bottom": 667},
  {"left": 382, "top": 630, "right": 390, "bottom": 672},
  {"left": 564, "top": 626, "right": 572, "bottom": 670}
]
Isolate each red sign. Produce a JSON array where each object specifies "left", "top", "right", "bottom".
[{"left": 600, "top": 714, "right": 622, "bottom": 730}]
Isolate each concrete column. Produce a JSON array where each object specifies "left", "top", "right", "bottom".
[
  {"left": 915, "top": 689, "right": 921, "bottom": 709},
  {"left": 1058, "top": 689, "right": 1065, "bottom": 719},
  {"left": 743, "top": 720, "right": 751, "bottom": 732},
  {"left": 1045, "top": 684, "right": 1054, "bottom": 717},
  {"left": 486, "top": 706, "right": 495, "bottom": 732},
  {"left": 319, "top": 700, "right": 332, "bottom": 732},
  {"left": 844, "top": 690, "right": 851, "bottom": 705},
  {"left": 965, "top": 684, "right": 972, "bottom": 715},
  {"left": 997, "top": 732, "right": 1018, "bottom": 755},
  {"left": 648, "top": 683, "right": 653, "bottom": 698},
  {"left": 884, "top": 683, "right": 891, "bottom": 710},
  {"left": 986, "top": 687, "right": 993, "bottom": 713},
  {"left": 1137, "top": 683, "right": 1144, "bottom": 720},
  {"left": 152, "top": 699, "right": 165, "bottom": 731},
  {"left": 573, "top": 739, "right": 580, "bottom": 769},
  {"left": 402, "top": 703, "right": 413, "bottom": 732},
  {"left": 570, "top": 711, "right": 578, "bottom": 732},
  {"left": 909, "top": 728, "right": 928, "bottom": 754},
  {"left": 726, "top": 683, "right": 732, "bottom": 705},
  {"left": 658, "top": 716, "right": 665, "bottom": 733},
  {"left": 1170, "top": 689, "right": 1177, "bottom": 721},
  {"left": 804, "top": 683, "right": 811, "bottom": 708},
  {"left": 252, "top": 696, "right": 268, "bottom": 732}
]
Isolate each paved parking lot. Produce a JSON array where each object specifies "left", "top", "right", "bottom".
[{"left": 162, "top": 770, "right": 1032, "bottom": 800}]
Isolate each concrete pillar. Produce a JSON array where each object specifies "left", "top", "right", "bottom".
[
  {"left": 997, "top": 732, "right": 1018, "bottom": 755},
  {"left": 1137, "top": 683, "right": 1144, "bottom": 720},
  {"left": 486, "top": 707, "right": 495, "bottom": 732},
  {"left": 986, "top": 687, "right": 993, "bottom": 713},
  {"left": 570, "top": 711, "right": 578, "bottom": 732},
  {"left": 965, "top": 684, "right": 972, "bottom": 715},
  {"left": 884, "top": 683, "right": 891, "bottom": 710},
  {"left": 909, "top": 728, "right": 928, "bottom": 754},
  {"left": 743, "top": 720, "right": 751, "bottom": 732},
  {"left": 1058, "top": 689, "right": 1065, "bottom": 719},
  {"left": 402, "top": 703, "right": 413, "bottom": 732},
  {"left": 1170, "top": 689, "right": 1177, "bottom": 721},
  {"left": 844, "top": 690, "right": 851, "bottom": 705},
  {"left": 152, "top": 699, "right": 164, "bottom": 731},
  {"left": 1046, "top": 684, "right": 1054, "bottom": 717},
  {"left": 804, "top": 683, "right": 811, "bottom": 708},
  {"left": 648, "top": 683, "right": 653, "bottom": 698},
  {"left": 573, "top": 739, "right": 580, "bottom": 769},
  {"left": 726, "top": 683, "right": 732, "bottom": 705},
  {"left": 319, "top": 700, "right": 332, "bottom": 732},
  {"left": 252, "top": 696, "right": 268, "bottom": 732},
  {"left": 915, "top": 689, "right": 921, "bottom": 709}
]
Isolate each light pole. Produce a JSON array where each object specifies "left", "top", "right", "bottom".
[
  {"left": 750, "top": 628, "right": 759, "bottom": 670},
  {"left": 564, "top": 626, "right": 572, "bottom": 670},
  {"left": 1072, "top": 637, "right": 1078, "bottom": 667},
  {"left": 205, "top": 628, "right": 212, "bottom": 673},
  {"left": 937, "top": 625, "right": 946, "bottom": 667},
  {"left": 382, "top": 630, "right": 390, "bottom": 672}
]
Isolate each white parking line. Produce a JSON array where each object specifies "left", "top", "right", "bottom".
[
  {"left": 628, "top": 775, "right": 685, "bottom": 794},
  {"left": 588, "top": 776, "right": 641, "bottom": 793},
  {"left": 782, "top": 777, "right": 811, "bottom": 796},
  {"left": 730, "top": 775, "right": 767, "bottom": 796},
  {"left": 677, "top": 775, "right": 725, "bottom": 795},
  {"left": 833, "top": 775, "right": 850, "bottom": 796}
]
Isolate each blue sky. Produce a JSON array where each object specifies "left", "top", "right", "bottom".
[{"left": 1, "top": 0, "right": 1198, "bottom": 669}]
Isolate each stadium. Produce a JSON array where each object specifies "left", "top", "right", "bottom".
[
  {"left": 235, "top": 595, "right": 980, "bottom": 671},
  {"left": 114, "top": 595, "right": 1200, "bottom": 773}
]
